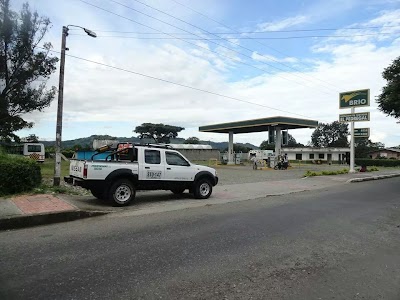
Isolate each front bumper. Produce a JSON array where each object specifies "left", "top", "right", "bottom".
[{"left": 214, "top": 176, "right": 219, "bottom": 186}]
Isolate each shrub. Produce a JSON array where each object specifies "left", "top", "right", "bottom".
[
  {"left": 304, "top": 168, "right": 349, "bottom": 177},
  {"left": 304, "top": 170, "right": 319, "bottom": 177},
  {"left": 369, "top": 167, "right": 379, "bottom": 171},
  {"left": 0, "top": 154, "right": 42, "bottom": 196},
  {"left": 355, "top": 159, "right": 400, "bottom": 167}
]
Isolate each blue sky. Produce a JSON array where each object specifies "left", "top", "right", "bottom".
[{"left": 13, "top": 0, "right": 400, "bottom": 146}]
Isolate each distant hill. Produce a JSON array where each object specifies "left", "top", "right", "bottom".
[{"left": 41, "top": 135, "right": 259, "bottom": 151}]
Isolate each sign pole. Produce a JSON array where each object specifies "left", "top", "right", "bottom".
[{"left": 349, "top": 107, "right": 355, "bottom": 173}]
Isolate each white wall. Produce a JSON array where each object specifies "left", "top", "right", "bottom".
[{"left": 281, "top": 147, "right": 350, "bottom": 162}]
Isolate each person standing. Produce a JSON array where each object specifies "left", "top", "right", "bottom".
[
  {"left": 283, "top": 153, "right": 289, "bottom": 169},
  {"left": 250, "top": 155, "right": 257, "bottom": 170}
]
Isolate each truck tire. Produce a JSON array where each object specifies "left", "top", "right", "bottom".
[
  {"left": 171, "top": 188, "right": 186, "bottom": 194},
  {"left": 193, "top": 178, "right": 212, "bottom": 199},
  {"left": 90, "top": 188, "right": 105, "bottom": 200},
  {"left": 108, "top": 179, "right": 136, "bottom": 206}
]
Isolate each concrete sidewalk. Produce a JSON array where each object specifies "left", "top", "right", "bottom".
[
  {"left": 1, "top": 171, "right": 400, "bottom": 230},
  {"left": 0, "top": 194, "right": 106, "bottom": 230}
]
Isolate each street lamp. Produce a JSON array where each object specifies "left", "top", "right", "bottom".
[{"left": 53, "top": 25, "right": 96, "bottom": 186}]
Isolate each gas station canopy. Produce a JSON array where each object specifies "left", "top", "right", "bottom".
[{"left": 199, "top": 116, "right": 319, "bottom": 134}]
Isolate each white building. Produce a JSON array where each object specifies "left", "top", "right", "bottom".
[
  {"left": 167, "top": 144, "right": 219, "bottom": 161},
  {"left": 281, "top": 147, "right": 350, "bottom": 164}
]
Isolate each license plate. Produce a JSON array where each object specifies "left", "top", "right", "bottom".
[{"left": 146, "top": 170, "right": 162, "bottom": 179}]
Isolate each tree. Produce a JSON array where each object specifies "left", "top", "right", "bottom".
[
  {"left": 72, "top": 144, "right": 82, "bottom": 151},
  {"left": 260, "top": 140, "right": 275, "bottom": 150},
  {"left": 260, "top": 133, "right": 303, "bottom": 150},
  {"left": 311, "top": 121, "right": 349, "bottom": 148},
  {"left": 355, "top": 138, "right": 384, "bottom": 158},
  {"left": 134, "top": 123, "right": 185, "bottom": 144},
  {"left": 185, "top": 137, "right": 200, "bottom": 144},
  {"left": 376, "top": 56, "right": 400, "bottom": 120},
  {"left": 24, "top": 133, "right": 38, "bottom": 142},
  {"left": 0, "top": 1, "right": 58, "bottom": 142},
  {"left": 223, "top": 143, "right": 253, "bottom": 153}
]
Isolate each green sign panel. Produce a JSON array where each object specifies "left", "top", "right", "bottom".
[
  {"left": 339, "top": 112, "right": 370, "bottom": 123},
  {"left": 354, "top": 128, "right": 370, "bottom": 138},
  {"left": 339, "top": 89, "right": 370, "bottom": 109}
]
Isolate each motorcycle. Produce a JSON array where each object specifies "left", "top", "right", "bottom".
[{"left": 274, "top": 161, "right": 288, "bottom": 170}]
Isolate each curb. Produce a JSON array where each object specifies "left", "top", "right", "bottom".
[
  {"left": 347, "top": 173, "right": 400, "bottom": 183},
  {"left": 0, "top": 210, "right": 109, "bottom": 231}
]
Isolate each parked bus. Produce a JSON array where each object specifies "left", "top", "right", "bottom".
[{"left": 3, "top": 143, "right": 45, "bottom": 162}]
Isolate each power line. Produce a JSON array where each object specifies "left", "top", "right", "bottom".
[
  {"left": 41, "top": 47, "right": 310, "bottom": 118},
  {"left": 68, "top": 24, "right": 400, "bottom": 34},
  {"left": 69, "top": 32, "right": 399, "bottom": 39},
  {"left": 120, "top": 0, "right": 341, "bottom": 92},
  {"left": 78, "top": 0, "right": 334, "bottom": 95},
  {"left": 105, "top": 0, "right": 338, "bottom": 94},
  {"left": 168, "top": 0, "right": 344, "bottom": 89}
]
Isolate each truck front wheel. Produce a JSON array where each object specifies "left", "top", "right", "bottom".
[
  {"left": 108, "top": 179, "right": 136, "bottom": 206},
  {"left": 193, "top": 178, "right": 212, "bottom": 199}
]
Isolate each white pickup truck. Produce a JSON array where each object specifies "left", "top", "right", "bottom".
[{"left": 64, "top": 144, "right": 218, "bottom": 206}]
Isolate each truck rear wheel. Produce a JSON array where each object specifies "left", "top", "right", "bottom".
[
  {"left": 193, "top": 178, "right": 212, "bottom": 199},
  {"left": 108, "top": 179, "right": 136, "bottom": 206}
]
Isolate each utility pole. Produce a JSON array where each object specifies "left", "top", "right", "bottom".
[
  {"left": 349, "top": 107, "right": 355, "bottom": 173},
  {"left": 53, "top": 26, "right": 68, "bottom": 186}
]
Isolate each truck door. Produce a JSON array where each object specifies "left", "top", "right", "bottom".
[
  {"left": 139, "top": 149, "right": 165, "bottom": 181},
  {"left": 164, "top": 151, "right": 196, "bottom": 181}
]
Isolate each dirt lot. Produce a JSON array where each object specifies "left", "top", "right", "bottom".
[{"left": 214, "top": 163, "right": 350, "bottom": 185}]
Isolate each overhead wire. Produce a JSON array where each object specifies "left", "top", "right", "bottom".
[
  {"left": 69, "top": 32, "right": 399, "bottom": 39},
  {"left": 39, "top": 46, "right": 310, "bottom": 118},
  {"left": 111, "top": 0, "right": 339, "bottom": 92},
  {"left": 78, "top": 0, "right": 334, "bottom": 95},
  {"left": 168, "top": 0, "right": 370, "bottom": 90},
  {"left": 67, "top": 24, "right": 400, "bottom": 34}
]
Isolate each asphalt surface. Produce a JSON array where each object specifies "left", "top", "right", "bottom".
[
  {"left": 1, "top": 178, "right": 400, "bottom": 299},
  {"left": 215, "top": 164, "right": 351, "bottom": 185}
]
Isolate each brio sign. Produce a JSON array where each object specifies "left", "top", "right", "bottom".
[{"left": 339, "top": 89, "right": 370, "bottom": 109}]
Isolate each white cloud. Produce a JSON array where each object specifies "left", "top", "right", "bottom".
[
  {"left": 368, "top": 9, "right": 400, "bottom": 27},
  {"left": 23, "top": 32, "right": 400, "bottom": 147},
  {"left": 252, "top": 52, "right": 298, "bottom": 63},
  {"left": 15, "top": 2, "right": 400, "bottom": 148},
  {"left": 257, "top": 15, "right": 309, "bottom": 31},
  {"left": 312, "top": 9, "right": 400, "bottom": 47}
]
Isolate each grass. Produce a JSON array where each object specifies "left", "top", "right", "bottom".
[
  {"left": 0, "top": 155, "right": 72, "bottom": 198},
  {"left": 304, "top": 167, "right": 380, "bottom": 177},
  {"left": 31, "top": 183, "right": 82, "bottom": 195},
  {"left": 34, "top": 158, "right": 84, "bottom": 195},
  {"left": 304, "top": 169, "right": 348, "bottom": 177},
  {"left": 39, "top": 158, "right": 70, "bottom": 180}
]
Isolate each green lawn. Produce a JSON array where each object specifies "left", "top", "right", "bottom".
[{"left": 39, "top": 158, "right": 70, "bottom": 180}]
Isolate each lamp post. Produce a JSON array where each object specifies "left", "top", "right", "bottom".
[{"left": 53, "top": 25, "right": 96, "bottom": 186}]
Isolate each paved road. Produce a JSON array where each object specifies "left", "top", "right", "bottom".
[{"left": 1, "top": 178, "right": 400, "bottom": 299}]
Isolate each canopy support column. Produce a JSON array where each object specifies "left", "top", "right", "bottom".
[
  {"left": 228, "top": 131, "right": 234, "bottom": 165},
  {"left": 275, "top": 127, "right": 282, "bottom": 157}
]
